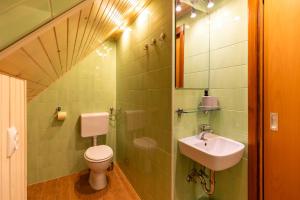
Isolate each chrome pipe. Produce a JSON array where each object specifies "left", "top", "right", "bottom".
[{"left": 200, "top": 170, "right": 215, "bottom": 195}]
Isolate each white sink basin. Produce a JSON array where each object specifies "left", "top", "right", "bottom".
[{"left": 178, "top": 133, "right": 245, "bottom": 171}]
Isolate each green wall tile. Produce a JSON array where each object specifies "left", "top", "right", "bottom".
[
  {"left": 116, "top": 0, "right": 172, "bottom": 199},
  {"left": 27, "top": 41, "right": 116, "bottom": 184},
  {"left": 0, "top": 0, "right": 85, "bottom": 50},
  {"left": 173, "top": 0, "right": 248, "bottom": 199},
  {"left": 0, "top": 0, "right": 51, "bottom": 49}
]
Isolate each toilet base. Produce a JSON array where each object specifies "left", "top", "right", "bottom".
[{"left": 89, "top": 171, "right": 108, "bottom": 190}]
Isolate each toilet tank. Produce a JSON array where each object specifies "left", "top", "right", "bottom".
[{"left": 81, "top": 112, "right": 109, "bottom": 137}]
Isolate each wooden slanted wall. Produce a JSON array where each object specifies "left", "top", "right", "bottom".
[{"left": 0, "top": 73, "right": 27, "bottom": 200}]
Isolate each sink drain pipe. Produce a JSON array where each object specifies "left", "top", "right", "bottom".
[
  {"left": 186, "top": 167, "right": 215, "bottom": 195},
  {"left": 198, "top": 169, "right": 215, "bottom": 195}
]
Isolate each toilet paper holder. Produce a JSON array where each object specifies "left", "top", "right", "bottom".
[
  {"left": 56, "top": 106, "right": 67, "bottom": 121},
  {"left": 56, "top": 106, "right": 62, "bottom": 112},
  {"left": 109, "top": 107, "right": 122, "bottom": 121}
]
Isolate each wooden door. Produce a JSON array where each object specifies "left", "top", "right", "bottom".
[
  {"left": 264, "top": 0, "right": 300, "bottom": 199},
  {"left": 0, "top": 74, "right": 27, "bottom": 200}
]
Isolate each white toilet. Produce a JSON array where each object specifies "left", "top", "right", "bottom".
[{"left": 81, "top": 112, "right": 113, "bottom": 190}]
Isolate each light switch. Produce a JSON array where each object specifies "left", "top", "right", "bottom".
[
  {"left": 7, "top": 127, "right": 18, "bottom": 158},
  {"left": 270, "top": 112, "right": 278, "bottom": 132}
]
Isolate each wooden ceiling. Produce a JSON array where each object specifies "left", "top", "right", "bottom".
[
  {"left": 176, "top": 2, "right": 193, "bottom": 18},
  {"left": 0, "top": 0, "right": 150, "bottom": 101}
]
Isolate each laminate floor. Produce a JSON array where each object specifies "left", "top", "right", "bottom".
[{"left": 27, "top": 165, "right": 140, "bottom": 200}]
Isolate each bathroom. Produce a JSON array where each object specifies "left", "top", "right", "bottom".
[{"left": 0, "top": 0, "right": 298, "bottom": 200}]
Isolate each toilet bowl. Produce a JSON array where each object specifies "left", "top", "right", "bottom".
[
  {"left": 84, "top": 145, "right": 113, "bottom": 190},
  {"left": 81, "top": 112, "right": 113, "bottom": 190}
]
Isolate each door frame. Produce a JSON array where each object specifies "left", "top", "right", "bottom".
[
  {"left": 248, "top": 0, "right": 264, "bottom": 200},
  {"left": 175, "top": 25, "right": 185, "bottom": 88}
]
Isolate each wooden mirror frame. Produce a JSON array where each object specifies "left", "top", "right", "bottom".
[{"left": 175, "top": 25, "right": 185, "bottom": 88}]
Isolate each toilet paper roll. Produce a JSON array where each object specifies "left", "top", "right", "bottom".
[{"left": 57, "top": 111, "right": 67, "bottom": 121}]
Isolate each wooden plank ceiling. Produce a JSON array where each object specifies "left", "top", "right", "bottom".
[{"left": 0, "top": 0, "right": 150, "bottom": 101}]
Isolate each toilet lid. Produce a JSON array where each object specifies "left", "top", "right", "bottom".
[{"left": 85, "top": 145, "right": 113, "bottom": 162}]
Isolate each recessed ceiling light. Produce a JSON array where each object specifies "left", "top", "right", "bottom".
[
  {"left": 207, "top": 0, "right": 215, "bottom": 8},
  {"left": 190, "top": 8, "right": 197, "bottom": 18},
  {"left": 128, "top": 0, "right": 138, "bottom": 7},
  {"left": 176, "top": 1, "right": 182, "bottom": 12},
  {"left": 125, "top": 27, "right": 132, "bottom": 32},
  {"left": 119, "top": 25, "right": 126, "bottom": 30}
]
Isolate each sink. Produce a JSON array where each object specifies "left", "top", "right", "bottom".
[{"left": 178, "top": 133, "right": 245, "bottom": 171}]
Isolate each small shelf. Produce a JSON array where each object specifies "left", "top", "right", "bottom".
[
  {"left": 198, "top": 106, "right": 220, "bottom": 112},
  {"left": 176, "top": 106, "right": 220, "bottom": 117}
]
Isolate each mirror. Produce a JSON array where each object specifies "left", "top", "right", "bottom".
[{"left": 175, "top": 0, "right": 210, "bottom": 89}]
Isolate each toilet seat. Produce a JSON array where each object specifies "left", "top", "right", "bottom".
[{"left": 84, "top": 145, "right": 113, "bottom": 162}]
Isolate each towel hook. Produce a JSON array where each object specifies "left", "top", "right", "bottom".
[{"left": 110, "top": 107, "right": 114, "bottom": 115}]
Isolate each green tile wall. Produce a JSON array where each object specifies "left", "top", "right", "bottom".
[
  {"left": 0, "top": 0, "right": 84, "bottom": 50},
  {"left": 174, "top": 90, "right": 209, "bottom": 200},
  {"left": 27, "top": 41, "right": 116, "bottom": 184},
  {"left": 176, "top": 12, "right": 210, "bottom": 89},
  {"left": 173, "top": 0, "right": 248, "bottom": 199},
  {"left": 0, "top": 0, "right": 51, "bottom": 49},
  {"left": 51, "top": 0, "right": 83, "bottom": 16},
  {"left": 116, "top": 0, "right": 173, "bottom": 199}
]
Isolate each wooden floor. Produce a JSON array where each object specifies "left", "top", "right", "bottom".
[{"left": 27, "top": 165, "right": 140, "bottom": 200}]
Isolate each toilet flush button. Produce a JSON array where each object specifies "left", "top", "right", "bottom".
[{"left": 270, "top": 112, "right": 278, "bottom": 132}]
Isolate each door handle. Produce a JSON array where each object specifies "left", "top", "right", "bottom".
[
  {"left": 7, "top": 127, "right": 18, "bottom": 158},
  {"left": 270, "top": 112, "right": 278, "bottom": 132}
]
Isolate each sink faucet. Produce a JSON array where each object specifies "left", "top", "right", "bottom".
[{"left": 198, "top": 124, "right": 213, "bottom": 141}]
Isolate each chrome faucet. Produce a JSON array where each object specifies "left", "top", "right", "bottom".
[{"left": 198, "top": 124, "right": 213, "bottom": 141}]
